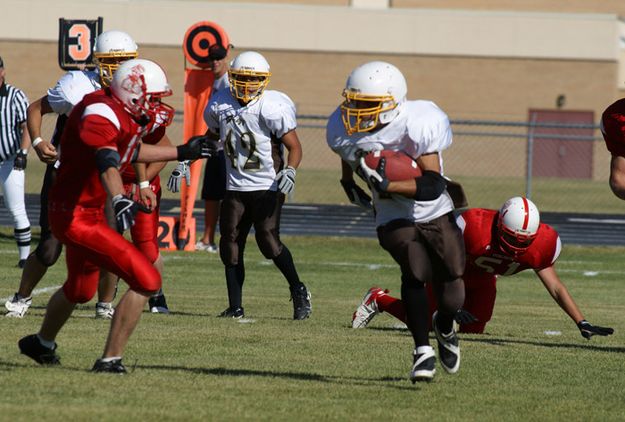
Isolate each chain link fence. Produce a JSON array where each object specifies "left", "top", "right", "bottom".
[{"left": 38, "top": 113, "right": 620, "bottom": 214}]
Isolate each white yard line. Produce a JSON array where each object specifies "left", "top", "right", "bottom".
[{"left": 1, "top": 285, "right": 60, "bottom": 303}]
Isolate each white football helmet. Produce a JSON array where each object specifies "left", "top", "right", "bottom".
[
  {"left": 341, "top": 61, "right": 407, "bottom": 135},
  {"left": 110, "top": 59, "right": 174, "bottom": 127},
  {"left": 228, "top": 51, "right": 271, "bottom": 103},
  {"left": 93, "top": 30, "right": 138, "bottom": 87},
  {"left": 497, "top": 196, "right": 540, "bottom": 255}
]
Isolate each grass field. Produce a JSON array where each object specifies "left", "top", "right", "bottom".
[{"left": 0, "top": 231, "right": 624, "bottom": 421}]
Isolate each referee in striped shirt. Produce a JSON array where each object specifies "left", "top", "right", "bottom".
[{"left": 0, "top": 56, "right": 31, "bottom": 267}]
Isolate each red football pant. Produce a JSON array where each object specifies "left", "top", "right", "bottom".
[
  {"left": 125, "top": 182, "right": 160, "bottom": 263},
  {"left": 377, "top": 274, "right": 497, "bottom": 334},
  {"left": 50, "top": 207, "right": 161, "bottom": 303}
]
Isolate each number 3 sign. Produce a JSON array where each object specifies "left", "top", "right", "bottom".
[{"left": 58, "top": 17, "right": 103, "bottom": 70}]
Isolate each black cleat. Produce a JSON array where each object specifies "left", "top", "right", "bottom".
[
  {"left": 290, "top": 284, "right": 312, "bottom": 320},
  {"left": 410, "top": 346, "right": 436, "bottom": 383},
  {"left": 218, "top": 307, "right": 244, "bottom": 319},
  {"left": 432, "top": 311, "right": 460, "bottom": 374},
  {"left": 92, "top": 358, "right": 127, "bottom": 374},
  {"left": 18, "top": 334, "right": 60, "bottom": 365},
  {"left": 148, "top": 294, "right": 170, "bottom": 314}
]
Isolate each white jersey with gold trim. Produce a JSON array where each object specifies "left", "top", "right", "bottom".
[
  {"left": 205, "top": 89, "right": 296, "bottom": 192},
  {"left": 47, "top": 70, "right": 101, "bottom": 116},
  {"left": 327, "top": 100, "right": 455, "bottom": 226}
]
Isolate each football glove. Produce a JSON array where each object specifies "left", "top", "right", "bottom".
[
  {"left": 577, "top": 320, "right": 614, "bottom": 340},
  {"left": 112, "top": 194, "right": 151, "bottom": 233},
  {"left": 340, "top": 179, "right": 372, "bottom": 209},
  {"left": 358, "top": 156, "right": 390, "bottom": 193},
  {"left": 14, "top": 150, "right": 27, "bottom": 170},
  {"left": 275, "top": 166, "right": 296, "bottom": 195},
  {"left": 167, "top": 160, "right": 191, "bottom": 193},
  {"left": 454, "top": 309, "right": 479, "bottom": 325},
  {"left": 176, "top": 135, "right": 218, "bottom": 161}
]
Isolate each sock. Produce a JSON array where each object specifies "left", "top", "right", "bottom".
[
  {"left": 100, "top": 356, "right": 122, "bottom": 362},
  {"left": 225, "top": 265, "right": 243, "bottom": 309},
  {"left": 36, "top": 334, "right": 55, "bottom": 349},
  {"left": 401, "top": 282, "right": 430, "bottom": 347},
  {"left": 376, "top": 293, "right": 407, "bottom": 323},
  {"left": 15, "top": 226, "right": 31, "bottom": 260},
  {"left": 272, "top": 246, "right": 301, "bottom": 288},
  {"left": 151, "top": 288, "right": 164, "bottom": 298}
]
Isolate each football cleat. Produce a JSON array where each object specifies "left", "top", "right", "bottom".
[
  {"left": 18, "top": 334, "right": 60, "bottom": 365},
  {"left": 218, "top": 307, "right": 244, "bottom": 319},
  {"left": 148, "top": 294, "right": 170, "bottom": 314},
  {"left": 352, "top": 287, "right": 388, "bottom": 328},
  {"left": 195, "top": 241, "right": 218, "bottom": 253},
  {"left": 432, "top": 311, "right": 460, "bottom": 374},
  {"left": 290, "top": 284, "right": 312, "bottom": 320},
  {"left": 92, "top": 358, "right": 127, "bottom": 374},
  {"left": 95, "top": 302, "right": 115, "bottom": 319},
  {"left": 410, "top": 346, "right": 436, "bottom": 383},
  {"left": 5, "top": 293, "right": 32, "bottom": 318}
]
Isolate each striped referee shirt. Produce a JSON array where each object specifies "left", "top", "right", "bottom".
[{"left": 0, "top": 82, "right": 29, "bottom": 161}]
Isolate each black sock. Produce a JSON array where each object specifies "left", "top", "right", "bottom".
[
  {"left": 272, "top": 246, "right": 301, "bottom": 288},
  {"left": 401, "top": 281, "right": 430, "bottom": 347},
  {"left": 225, "top": 265, "right": 244, "bottom": 309}
]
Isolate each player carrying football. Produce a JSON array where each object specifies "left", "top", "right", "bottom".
[
  {"left": 352, "top": 197, "right": 614, "bottom": 341},
  {"left": 327, "top": 61, "right": 466, "bottom": 383}
]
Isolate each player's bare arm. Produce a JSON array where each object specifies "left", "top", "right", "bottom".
[
  {"left": 145, "top": 133, "right": 173, "bottom": 180},
  {"left": 26, "top": 96, "right": 58, "bottom": 163},
  {"left": 609, "top": 155, "right": 625, "bottom": 200},
  {"left": 536, "top": 265, "right": 614, "bottom": 339},
  {"left": 281, "top": 129, "right": 302, "bottom": 169},
  {"left": 132, "top": 161, "right": 156, "bottom": 210},
  {"left": 535, "top": 265, "right": 584, "bottom": 323}
]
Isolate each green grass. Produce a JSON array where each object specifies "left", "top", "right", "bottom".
[{"left": 0, "top": 232, "right": 623, "bottom": 421}]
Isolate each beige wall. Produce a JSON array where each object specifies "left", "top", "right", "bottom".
[
  {"left": 0, "top": 40, "right": 617, "bottom": 122},
  {"left": 0, "top": 1, "right": 622, "bottom": 121}
]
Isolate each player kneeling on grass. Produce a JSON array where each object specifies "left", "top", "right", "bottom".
[
  {"left": 352, "top": 197, "right": 614, "bottom": 341},
  {"left": 17, "top": 59, "right": 216, "bottom": 373}
]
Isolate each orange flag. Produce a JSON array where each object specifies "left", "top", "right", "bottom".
[{"left": 177, "top": 21, "right": 229, "bottom": 250}]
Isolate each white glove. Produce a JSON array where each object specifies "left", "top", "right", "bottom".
[
  {"left": 167, "top": 160, "right": 191, "bottom": 193},
  {"left": 275, "top": 166, "right": 296, "bottom": 195}
]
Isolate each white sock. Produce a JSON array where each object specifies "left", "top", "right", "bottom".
[{"left": 100, "top": 356, "right": 122, "bottom": 362}]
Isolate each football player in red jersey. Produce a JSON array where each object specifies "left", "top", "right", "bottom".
[
  {"left": 352, "top": 197, "right": 614, "bottom": 340},
  {"left": 601, "top": 98, "right": 625, "bottom": 199},
  {"left": 18, "top": 59, "right": 215, "bottom": 373}
]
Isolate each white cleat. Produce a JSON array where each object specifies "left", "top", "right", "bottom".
[
  {"left": 95, "top": 302, "right": 115, "bottom": 319},
  {"left": 351, "top": 287, "right": 388, "bottom": 328},
  {"left": 5, "top": 293, "right": 32, "bottom": 318}
]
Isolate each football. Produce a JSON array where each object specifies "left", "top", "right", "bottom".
[{"left": 364, "top": 150, "right": 422, "bottom": 181}]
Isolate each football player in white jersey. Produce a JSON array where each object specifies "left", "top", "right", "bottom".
[
  {"left": 326, "top": 61, "right": 466, "bottom": 382},
  {"left": 5, "top": 30, "right": 170, "bottom": 318},
  {"left": 203, "top": 51, "right": 311, "bottom": 320}
]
